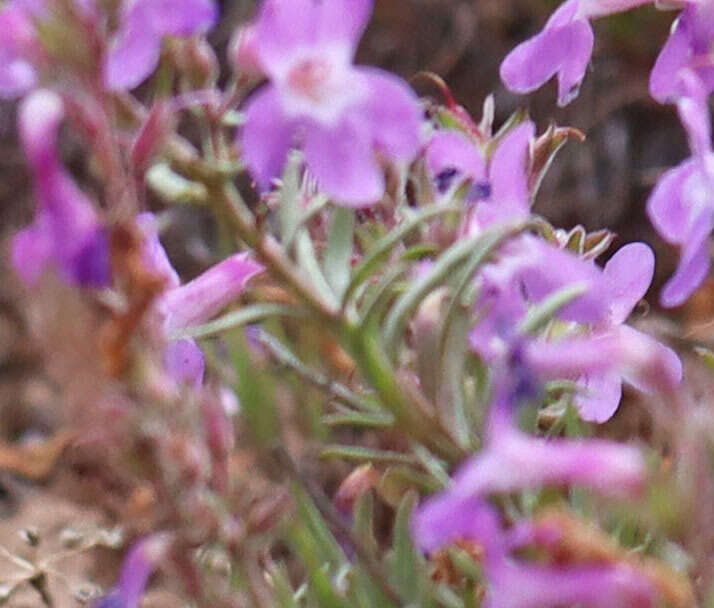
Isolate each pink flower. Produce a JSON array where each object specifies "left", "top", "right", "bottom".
[
  {"left": 239, "top": 0, "right": 422, "bottom": 206},
  {"left": 11, "top": 90, "right": 111, "bottom": 287},
  {"left": 103, "top": 0, "right": 218, "bottom": 90},
  {"left": 136, "top": 213, "right": 263, "bottom": 386},
  {"left": 500, "top": 0, "right": 651, "bottom": 106}
]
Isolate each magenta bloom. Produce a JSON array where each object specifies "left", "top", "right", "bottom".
[
  {"left": 104, "top": 0, "right": 218, "bottom": 90},
  {"left": 571, "top": 243, "right": 681, "bottom": 421},
  {"left": 425, "top": 122, "right": 534, "bottom": 228},
  {"left": 137, "top": 214, "right": 263, "bottom": 386},
  {"left": 647, "top": 70, "right": 714, "bottom": 307},
  {"left": 500, "top": 0, "right": 650, "bottom": 106},
  {"left": 11, "top": 90, "right": 111, "bottom": 287},
  {"left": 483, "top": 561, "right": 655, "bottom": 608},
  {"left": 95, "top": 534, "right": 169, "bottom": 608},
  {"left": 451, "top": 414, "right": 645, "bottom": 500},
  {"left": 0, "top": 2, "right": 38, "bottom": 98},
  {"left": 650, "top": 0, "right": 714, "bottom": 103},
  {"left": 240, "top": 0, "right": 422, "bottom": 206}
]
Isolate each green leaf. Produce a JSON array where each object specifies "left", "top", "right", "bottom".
[
  {"left": 172, "top": 303, "right": 304, "bottom": 340},
  {"left": 344, "top": 204, "right": 460, "bottom": 306},
  {"left": 384, "top": 222, "right": 524, "bottom": 359},
  {"left": 389, "top": 491, "right": 424, "bottom": 604},
  {"left": 353, "top": 491, "right": 379, "bottom": 559},
  {"left": 517, "top": 283, "right": 589, "bottom": 335},
  {"left": 321, "top": 445, "right": 419, "bottom": 466},
  {"left": 321, "top": 411, "right": 394, "bottom": 428},
  {"left": 324, "top": 206, "right": 355, "bottom": 301},
  {"left": 293, "top": 484, "right": 346, "bottom": 566},
  {"left": 228, "top": 330, "right": 277, "bottom": 448},
  {"left": 279, "top": 153, "right": 302, "bottom": 244},
  {"left": 296, "top": 229, "right": 340, "bottom": 309}
]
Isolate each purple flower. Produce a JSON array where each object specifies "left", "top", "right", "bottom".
[
  {"left": 483, "top": 561, "right": 655, "bottom": 608},
  {"left": 647, "top": 70, "right": 714, "bottom": 306},
  {"left": 650, "top": 0, "right": 714, "bottom": 103},
  {"left": 240, "top": 0, "right": 422, "bottom": 206},
  {"left": 0, "top": 2, "right": 38, "bottom": 98},
  {"left": 411, "top": 492, "right": 505, "bottom": 557},
  {"left": 11, "top": 89, "right": 111, "bottom": 287},
  {"left": 104, "top": 0, "right": 218, "bottom": 90},
  {"left": 94, "top": 535, "right": 169, "bottom": 608},
  {"left": 451, "top": 413, "right": 646, "bottom": 500},
  {"left": 500, "top": 0, "right": 650, "bottom": 106},
  {"left": 425, "top": 122, "right": 534, "bottom": 228},
  {"left": 469, "top": 235, "right": 608, "bottom": 365},
  {"left": 137, "top": 213, "right": 263, "bottom": 385},
  {"left": 571, "top": 243, "right": 681, "bottom": 421}
]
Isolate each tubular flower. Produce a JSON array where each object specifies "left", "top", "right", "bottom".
[
  {"left": 94, "top": 535, "right": 169, "bottom": 608},
  {"left": 136, "top": 213, "right": 263, "bottom": 386},
  {"left": 239, "top": 0, "right": 422, "bottom": 206},
  {"left": 500, "top": 0, "right": 651, "bottom": 106},
  {"left": 11, "top": 89, "right": 111, "bottom": 287},
  {"left": 650, "top": 0, "right": 714, "bottom": 103},
  {"left": 104, "top": 0, "right": 218, "bottom": 90},
  {"left": 647, "top": 69, "right": 714, "bottom": 306}
]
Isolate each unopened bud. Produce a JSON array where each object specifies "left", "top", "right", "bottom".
[
  {"left": 228, "top": 24, "right": 263, "bottom": 80},
  {"left": 172, "top": 38, "right": 219, "bottom": 89},
  {"left": 131, "top": 102, "right": 176, "bottom": 175},
  {"left": 334, "top": 464, "right": 380, "bottom": 515}
]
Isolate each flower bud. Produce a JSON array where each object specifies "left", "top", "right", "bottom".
[{"left": 228, "top": 24, "right": 263, "bottom": 80}]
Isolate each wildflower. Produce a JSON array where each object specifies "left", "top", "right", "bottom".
[
  {"left": 425, "top": 122, "right": 534, "bottom": 229},
  {"left": 240, "top": 0, "right": 422, "bottom": 206},
  {"left": 95, "top": 534, "right": 169, "bottom": 608},
  {"left": 136, "top": 213, "right": 263, "bottom": 385},
  {"left": 650, "top": 0, "right": 714, "bottom": 103},
  {"left": 647, "top": 70, "right": 714, "bottom": 306},
  {"left": 451, "top": 397, "right": 646, "bottom": 500},
  {"left": 104, "top": 0, "right": 218, "bottom": 90},
  {"left": 11, "top": 89, "right": 111, "bottom": 287},
  {"left": 571, "top": 243, "right": 682, "bottom": 421},
  {"left": 500, "top": 0, "right": 651, "bottom": 106}
]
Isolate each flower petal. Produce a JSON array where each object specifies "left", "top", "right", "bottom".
[
  {"left": 356, "top": 67, "right": 422, "bottom": 162},
  {"left": 574, "top": 371, "right": 623, "bottom": 423},
  {"left": 11, "top": 221, "right": 53, "bottom": 285},
  {"left": 500, "top": 11, "right": 594, "bottom": 107},
  {"left": 660, "top": 209, "right": 713, "bottom": 307},
  {"left": 489, "top": 121, "right": 534, "bottom": 215},
  {"left": 618, "top": 325, "right": 682, "bottom": 394},
  {"left": 649, "top": 11, "right": 693, "bottom": 103},
  {"left": 254, "top": 0, "right": 320, "bottom": 69},
  {"left": 161, "top": 253, "right": 263, "bottom": 332},
  {"left": 411, "top": 493, "right": 503, "bottom": 556},
  {"left": 316, "top": 0, "right": 372, "bottom": 51},
  {"left": 646, "top": 159, "right": 698, "bottom": 244},
  {"left": 426, "top": 131, "right": 486, "bottom": 183},
  {"left": 603, "top": 242, "right": 654, "bottom": 324},
  {"left": 241, "top": 85, "right": 296, "bottom": 191},
  {"left": 104, "top": 18, "right": 161, "bottom": 90},
  {"left": 303, "top": 117, "right": 384, "bottom": 206},
  {"left": 143, "top": 0, "right": 217, "bottom": 36},
  {"left": 165, "top": 338, "right": 205, "bottom": 386}
]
